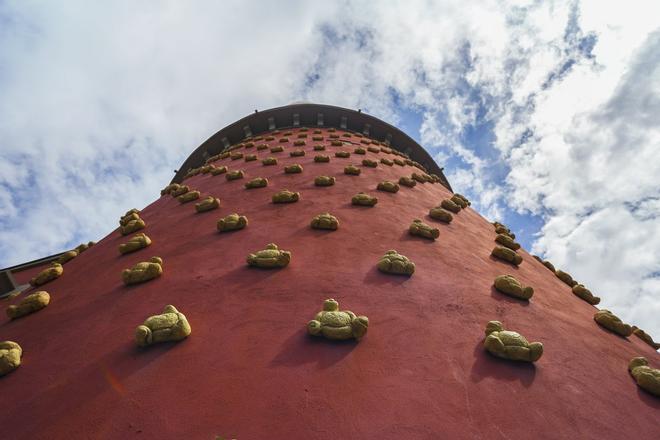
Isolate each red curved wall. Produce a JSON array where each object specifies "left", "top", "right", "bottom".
[{"left": 1, "top": 127, "right": 658, "bottom": 439}]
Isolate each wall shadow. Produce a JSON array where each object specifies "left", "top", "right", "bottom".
[
  {"left": 469, "top": 340, "right": 537, "bottom": 388},
  {"left": 592, "top": 323, "right": 632, "bottom": 343},
  {"left": 362, "top": 266, "right": 411, "bottom": 287},
  {"left": 398, "top": 229, "right": 437, "bottom": 245},
  {"left": 489, "top": 285, "right": 531, "bottom": 307},
  {"left": 635, "top": 382, "right": 660, "bottom": 409},
  {"left": 270, "top": 330, "right": 357, "bottom": 370},
  {"left": 488, "top": 255, "right": 520, "bottom": 270},
  {"left": 290, "top": 224, "right": 337, "bottom": 238},
  {"left": 223, "top": 267, "right": 281, "bottom": 289}
]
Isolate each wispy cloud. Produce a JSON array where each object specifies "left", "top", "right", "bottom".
[{"left": 0, "top": 1, "right": 659, "bottom": 336}]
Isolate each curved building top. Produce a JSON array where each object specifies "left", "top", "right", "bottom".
[{"left": 173, "top": 103, "right": 452, "bottom": 190}]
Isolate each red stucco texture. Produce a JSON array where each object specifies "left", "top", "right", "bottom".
[{"left": 1, "top": 128, "right": 658, "bottom": 439}]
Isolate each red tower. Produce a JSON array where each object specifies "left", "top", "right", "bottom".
[{"left": 1, "top": 104, "right": 658, "bottom": 439}]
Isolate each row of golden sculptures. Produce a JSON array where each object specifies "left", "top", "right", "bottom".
[
  {"left": 187, "top": 127, "right": 441, "bottom": 183},
  {"left": 2, "top": 131, "right": 659, "bottom": 398},
  {"left": 1, "top": 140, "right": 437, "bottom": 378},
  {"left": 487, "top": 220, "right": 659, "bottom": 396}
]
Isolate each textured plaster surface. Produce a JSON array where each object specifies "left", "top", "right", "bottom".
[{"left": 1, "top": 128, "right": 658, "bottom": 439}]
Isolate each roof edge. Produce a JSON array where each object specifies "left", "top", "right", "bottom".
[{"left": 171, "top": 103, "right": 452, "bottom": 191}]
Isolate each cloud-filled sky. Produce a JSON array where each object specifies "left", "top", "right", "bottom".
[{"left": 1, "top": 1, "right": 659, "bottom": 337}]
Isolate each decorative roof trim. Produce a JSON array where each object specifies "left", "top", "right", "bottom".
[{"left": 172, "top": 103, "right": 451, "bottom": 190}]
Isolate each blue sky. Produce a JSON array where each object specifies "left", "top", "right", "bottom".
[
  {"left": 0, "top": 1, "right": 659, "bottom": 337},
  {"left": 383, "top": 81, "right": 545, "bottom": 250}
]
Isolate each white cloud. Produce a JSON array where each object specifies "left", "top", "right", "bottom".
[
  {"left": 0, "top": 1, "right": 659, "bottom": 337},
  {"left": 0, "top": 0, "right": 338, "bottom": 264},
  {"left": 502, "top": 9, "right": 660, "bottom": 336}
]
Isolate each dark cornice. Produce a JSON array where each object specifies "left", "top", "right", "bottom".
[{"left": 171, "top": 103, "right": 451, "bottom": 190}]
